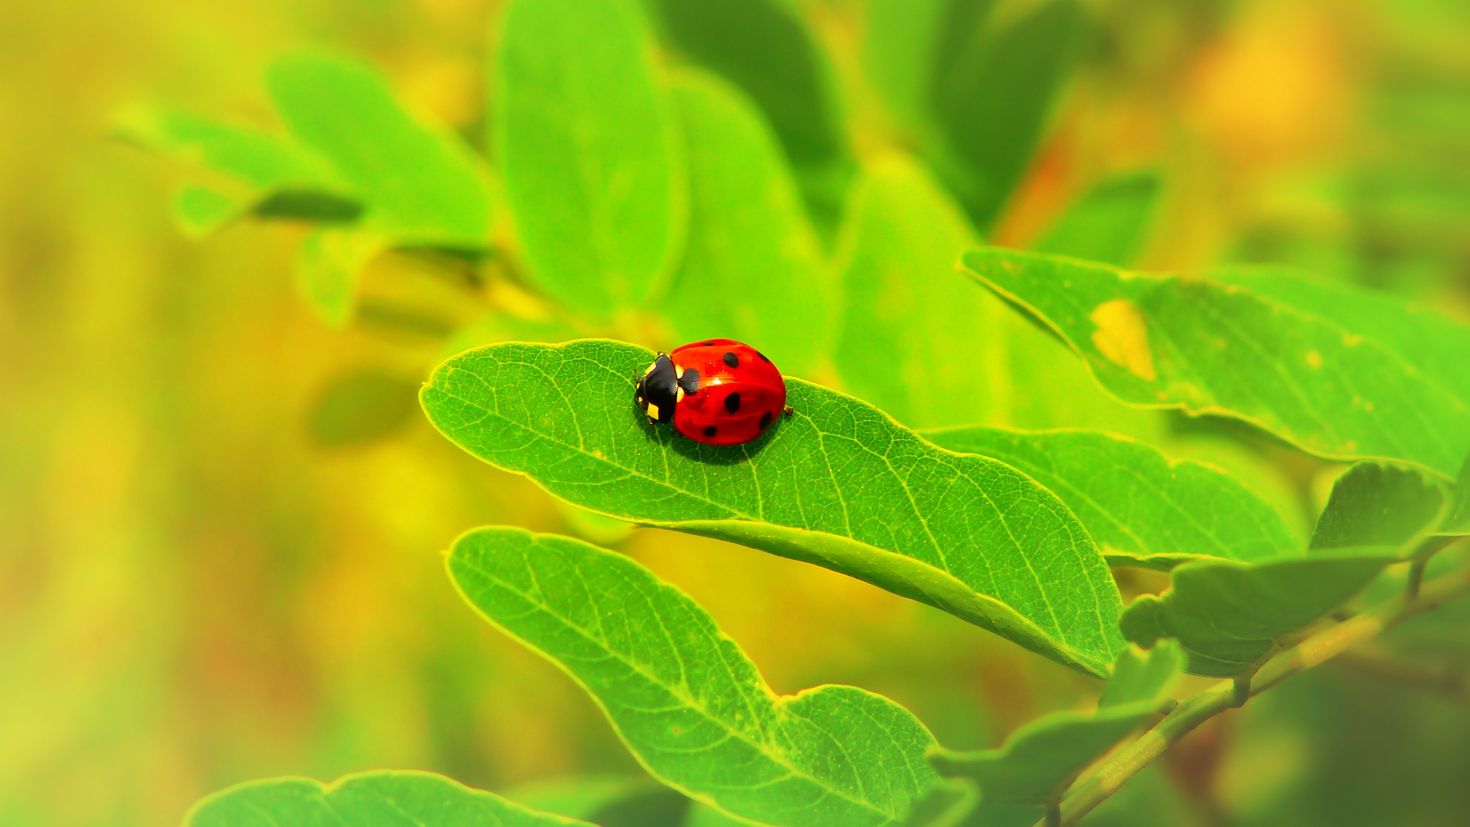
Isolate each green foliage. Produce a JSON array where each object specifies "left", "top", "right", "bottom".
[
  {"left": 494, "top": 0, "right": 682, "bottom": 314},
  {"left": 267, "top": 53, "right": 495, "bottom": 248},
  {"left": 930, "top": 643, "right": 1181, "bottom": 827},
  {"left": 831, "top": 158, "right": 1157, "bottom": 433},
  {"left": 665, "top": 73, "right": 830, "bottom": 373},
  {"left": 1310, "top": 463, "right": 1449, "bottom": 551},
  {"left": 305, "top": 367, "right": 419, "bottom": 448},
  {"left": 449, "top": 527, "right": 940, "bottom": 826},
  {"left": 422, "top": 339, "right": 1124, "bottom": 675},
  {"left": 966, "top": 247, "right": 1470, "bottom": 477},
  {"left": 1034, "top": 171, "right": 1161, "bottom": 265},
  {"left": 925, "top": 427, "right": 1299, "bottom": 569},
  {"left": 186, "top": 771, "right": 590, "bottom": 826}
]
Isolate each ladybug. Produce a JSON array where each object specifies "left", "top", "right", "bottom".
[{"left": 635, "top": 339, "right": 790, "bottom": 446}]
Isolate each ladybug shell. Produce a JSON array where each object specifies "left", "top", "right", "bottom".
[{"left": 669, "top": 339, "right": 786, "bottom": 446}]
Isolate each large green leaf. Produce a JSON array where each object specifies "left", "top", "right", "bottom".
[
  {"left": 647, "top": 0, "right": 849, "bottom": 214},
  {"left": 964, "top": 247, "right": 1470, "bottom": 477},
  {"left": 450, "top": 528, "right": 940, "bottom": 826},
  {"left": 494, "top": 0, "right": 682, "bottom": 313},
  {"left": 831, "top": 157, "right": 1158, "bottom": 434},
  {"left": 929, "top": 643, "right": 1180, "bottom": 827},
  {"left": 267, "top": 53, "right": 494, "bottom": 247},
  {"left": 422, "top": 339, "right": 1124, "bottom": 675},
  {"left": 665, "top": 73, "right": 830, "bottom": 374},
  {"left": 929, "top": 0, "right": 1086, "bottom": 229},
  {"left": 1034, "top": 171, "right": 1161, "bottom": 266},
  {"left": 1120, "top": 549, "right": 1397, "bottom": 677},
  {"left": 186, "top": 770, "right": 590, "bottom": 826},
  {"left": 925, "top": 427, "right": 1299, "bottom": 569},
  {"left": 861, "top": 0, "right": 953, "bottom": 129}
]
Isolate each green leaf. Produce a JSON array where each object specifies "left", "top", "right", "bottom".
[
  {"left": 861, "top": 0, "right": 953, "bottom": 129},
  {"left": 422, "top": 339, "right": 1124, "bottom": 675},
  {"left": 267, "top": 53, "right": 494, "bottom": 247},
  {"left": 665, "top": 73, "right": 831, "bottom": 374},
  {"left": 295, "top": 230, "right": 384, "bottom": 327},
  {"left": 494, "top": 0, "right": 682, "bottom": 313},
  {"left": 449, "top": 527, "right": 940, "bottom": 826},
  {"left": 964, "top": 247, "right": 1470, "bottom": 477},
  {"left": 1449, "top": 455, "right": 1470, "bottom": 533},
  {"left": 929, "top": 0, "right": 1086, "bottom": 229},
  {"left": 1310, "top": 462, "right": 1449, "bottom": 552},
  {"left": 186, "top": 770, "right": 590, "bottom": 826},
  {"left": 510, "top": 776, "right": 691, "bottom": 827},
  {"left": 1120, "top": 549, "right": 1397, "bottom": 677},
  {"left": 647, "top": 0, "right": 849, "bottom": 212},
  {"left": 929, "top": 643, "right": 1180, "bottom": 827},
  {"left": 1034, "top": 171, "right": 1161, "bottom": 266},
  {"left": 832, "top": 157, "right": 1159, "bottom": 434},
  {"left": 924, "top": 427, "right": 1300, "bottom": 570},
  {"left": 305, "top": 366, "right": 420, "bottom": 448}
]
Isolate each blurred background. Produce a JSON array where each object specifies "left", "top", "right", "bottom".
[{"left": 2, "top": 0, "right": 1468, "bottom": 825}]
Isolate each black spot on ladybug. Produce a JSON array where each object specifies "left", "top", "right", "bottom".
[
  {"left": 759, "top": 411, "right": 773, "bottom": 430},
  {"left": 756, "top": 351, "right": 770, "bottom": 363},
  {"left": 677, "top": 368, "right": 700, "bottom": 395},
  {"left": 724, "top": 392, "right": 741, "bottom": 414},
  {"left": 723, "top": 351, "right": 739, "bottom": 368},
  {"left": 703, "top": 425, "right": 717, "bottom": 438},
  {"left": 699, "top": 340, "right": 717, "bottom": 347}
]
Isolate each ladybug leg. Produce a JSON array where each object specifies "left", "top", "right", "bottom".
[{"left": 783, "top": 406, "right": 794, "bottom": 417}]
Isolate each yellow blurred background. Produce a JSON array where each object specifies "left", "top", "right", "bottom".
[{"left": 2, "top": 1, "right": 1467, "bottom": 825}]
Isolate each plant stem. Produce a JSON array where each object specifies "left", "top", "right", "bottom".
[{"left": 1038, "top": 567, "right": 1470, "bottom": 827}]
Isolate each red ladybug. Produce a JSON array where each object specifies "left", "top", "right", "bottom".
[{"left": 635, "top": 339, "right": 790, "bottom": 446}]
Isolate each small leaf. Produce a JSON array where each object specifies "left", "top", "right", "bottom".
[
  {"left": 510, "top": 776, "right": 691, "bottom": 827},
  {"left": 965, "top": 247, "right": 1470, "bottom": 477},
  {"left": 174, "top": 186, "right": 245, "bottom": 236},
  {"left": 1448, "top": 454, "right": 1470, "bottom": 533},
  {"left": 929, "top": 643, "right": 1180, "bottom": 827},
  {"left": 422, "top": 339, "right": 1124, "bottom": 675},
  {"left": 929, "top": 0, "right": 1086, "bottom": 228},
  {"left": 450, "top": 528, "right": 941, "bottom": 826},
  {"left": 648, "top": 0, "right": 850, "bottom": 214},
  {"left": 1120, "top": 549, "right": 1397, "bottom": 677},
  {"left": 296, "top": 230, "right": 384, "bottom": 327},
  {"left": 306, "top": 367, "right": 420, "bottom": 448},
  {"left": 925, "top": 427, "right": 1300, "bottom": 569},
  {"left": 495, "top": 0, "right": 682, "bottom": 313},
  {"left": 1034, "top": 171, "right": 1161, "bottom": 266},
  {"left": 267, "top": 53, "right": 494, "bottom": 247},
  {"left": 186, "top": 770, "right": 590, "bottom": 826},
  {"left": 832, "top": 158, "right": 1158, "bottom": 433},
  {"left": 1310, "top": 462, "right": 1448, "bottom": 552},
  {"left": 665, "top": 73, "right": 830, "bottom": 374}
]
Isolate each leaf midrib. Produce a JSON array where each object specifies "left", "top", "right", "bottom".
[{"left": 454, "top": 554, "right": 901, "bottom": 823}]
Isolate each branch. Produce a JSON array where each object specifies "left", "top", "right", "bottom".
[{"left": 1038, "top": 566, "right": 1470, "bottom": 827}]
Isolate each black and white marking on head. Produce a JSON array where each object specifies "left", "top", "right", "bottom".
[
  {"left": 635, "top": 353, "right": 678, "bottom": 424},
  {"left": 724, "top": 392, "right": 741, "bottom": 414},
  {"left": 722, "top": 351, "right": 739, "bottom": 368}
]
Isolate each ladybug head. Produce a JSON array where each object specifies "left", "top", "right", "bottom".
[{"left": 635, "top": 353, "right": 678, "bottom": 424}]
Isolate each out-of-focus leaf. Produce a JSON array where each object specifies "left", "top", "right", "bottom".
[
  {"left": 267, "top": 53, "right": 494, "bottom": 247},
  {"left": 422, "top": 340, "right": 1124, "bottom": 675},
  {"left": 1310, "top": 462, "right": 1449, "bottom": 551},
  {"left": 926, "top": 427, "right": 1299, "bottom": 569},
  {"left": 965, "top": 247, "right": 1470, "bottom": 477},
  {"left": 510, "top": 776, "right": 690, "bottom": 827},
  {"left": 1120, "top": 549, "right": 1397, "bottom": 677},
  {"left": 449, "top": 528, "right": 941, "bottom": 826},
  {"left": 117, "top": 109, "right": 357, "bottom": 233},
  {"left": 665, "top": 73, "right": 830, "bottom": 374},
  {"left": 647, "top": 0, "right": 849, "bottom": 211},
  {"left": 929, "top": 643, "right": 1180, "bottom": 827},
  {"left": 186, "top": 770, "right": 590, "bottom": 826},
  {"left": 861, "top": 0, "right": 952, "bottom": 129},
  {"left": 1448, "top": 455, "right": 1470, "bottom": 532},
  {"left": 930, "top": 0, "right": 1086, "bottom": 229},
  {"left": 295, "top": 230, "right": 384, "bottom": 327},
  {"left": 832, "top": 157, "right": 1159, "bottom": 434},
  {"left": 494, "top": 0, "right": 681, "bottom": 313},
  {"left": 305, "top": 367, "right": 419, "bottom": 449},
  {"left": 1034, "top": 171, "right": 1162, "bottom": 265}
]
